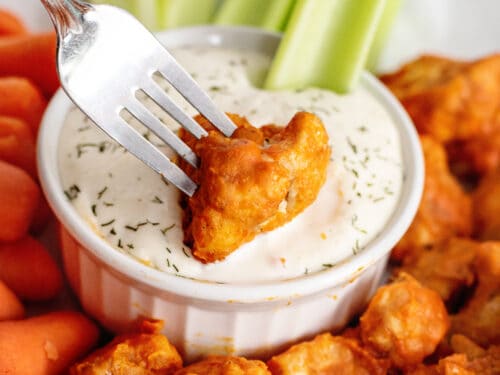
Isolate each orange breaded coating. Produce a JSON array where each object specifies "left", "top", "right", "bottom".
[
  {"left": 70, "top": 319, "right": 182, "bottom": 375},
  {"left": 450, "top": 242, "right": 500, "bottom": 347},
  {"left": 175, "top": 355, "right": 270, "bottom": 375},
  {"left": 360, "top": 273, "right": 449, "bottom": 368},
  {"left": 180, "top": 112, "right": 330, "bottom": 263},
  {"left": 380, "top": 54, "right": 500, "bottom": 143},
  {"left": 472, "top": 170, "right": 500, "bottom": 241},
  {"left": 267, "top": 333, "right": 388, "bottom": 375},
  {"left": 391, "top": 135, "right": 472, "bottom": 262},
  {"left": 397, "top": 237, "right": 478, "bottom": 305},
  {"left": 447, "top": 126, "right": 500, "bottom": 178}
]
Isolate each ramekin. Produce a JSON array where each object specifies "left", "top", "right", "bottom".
[{"left": 38, "top": 26, "right": 424, "bottom": 362}]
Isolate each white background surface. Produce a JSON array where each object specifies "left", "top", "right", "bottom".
[{"left": 1, "top": 0, "right": 500, "bottom": 72}]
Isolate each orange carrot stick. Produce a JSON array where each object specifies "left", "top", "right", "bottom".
[
  {"left": 0, "top": 311, "right": 99, "bottom": 375},
  {"left": 0, "top": 9, "right": 27, "bottom": 36},
  {"left": 0, "top": 77, "right": 48, "bottom": 135},
  {"left": 0, "top": 33, "right": 59, "bottom": 98},
  {"left": 0, "top": 160, "right": 39, "bottom": 242},
  {"left": 0, "top": 280, "right": 24, "bottom": 321},
  {"left": 0, "top": 115, "right": 37, "bottom": 177},
  {"left": 0, "top": 236, "right": 63, "bottom": 301}
]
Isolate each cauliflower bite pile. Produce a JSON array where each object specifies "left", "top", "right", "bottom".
[
  {"left": 391, "top": 135, "right": 472, "bottom": 262},
  {"left": 179, "top": 112, "right": 330, "bottom": 263}
]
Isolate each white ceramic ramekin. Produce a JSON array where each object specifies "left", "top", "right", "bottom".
[{"left": 38, "top": 26, "right": 423, "bottom": 362}]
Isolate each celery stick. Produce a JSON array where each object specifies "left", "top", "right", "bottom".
[
  {"left": 91, "top": 0, "right": 135, "bottom": 12},
  {"left": 214, "top": 0, "right": 297, "bottom": 32},
  {"left": 131, "top": 0, "right": 160, "bottom": 30},
  {"left": 365, "top": 0, "right": 401, "bottom": 71},
  {"left": 157, "top": 0, "right": 218, "bottom": 29},
  {"left": 264, "top": 0, "right": 388, "bottom": 93}
]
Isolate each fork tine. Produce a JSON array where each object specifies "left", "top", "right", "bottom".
[
  {"left": 142, "top": 79, "right": 208, "bottom": 139},
  {"left": 126, "top": 99, "right": 199, "bottom": 168},
  {"left": 156, "top": 51, "right": 238, "bottom": 137},
  {"left": 94, "top": 114, "right": 197, "bottom": 196}
]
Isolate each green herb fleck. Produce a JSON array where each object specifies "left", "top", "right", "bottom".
[
  {"left": 97, "top": 186, "right": 108, "bottom": 199},
  {"left": 101, "top": 219, "right": 115, "bottom": 227},
  {"left": 64, "top": 184, "right": 81, "bottom": 201}
]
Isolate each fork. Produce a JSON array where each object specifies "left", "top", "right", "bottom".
[{"left": 41, "top": 0, "right": 237, "bottom": 196}]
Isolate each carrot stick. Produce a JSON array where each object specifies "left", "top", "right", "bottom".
[
  {"left": 0, "top": 280, "right": 24, "bottom": 321},
  {"left": 0, "top": 160, "right": 39, "bottom": 242},
  {"left": 0, "top": 115, "right": 37, "bottom": 177},
  {"left": 0, "top": 33, "right": 59, "bottom": 98},
  {"left": 0, "top": 311, "right": 99, "bottom": 375},
  {"left": 30, "top": 194, "right": 55, "bottom": 235},
  {"left": 0, "top": 77, "right": 48, "bottom": 135},
  {"left": 0, "top": 236, "right": 63, "bottom": 301},
  {"left": 0, "top": 9, "right": 27, "bottom": 36}
]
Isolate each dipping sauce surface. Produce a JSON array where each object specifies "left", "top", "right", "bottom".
[{"left": 58, "top": 46, "right": 403, "bottom": 283}]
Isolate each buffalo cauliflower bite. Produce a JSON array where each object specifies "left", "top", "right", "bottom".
[
  {"left": 175, "top": 356, "right": 270, "bottom": 375},
  {"left": 359, "top": 273, "right": 449, "bottom": 368},
  {"left": 472, "top": 171, "right": 500, "bottom": 241},
  {"left": 70, "top": 319, "right": 182, "bottom": 375},
  {"left": 391, "top": 135, "right": 472, "bottom": 262},
  {"left": 179, "top": 112, "right": 331, "bottom": 263},
  {"left": 380, "top": 54, "right": 500, "bottom": 143},
  {"left": 397, "top": 237, "right": 478, "bottom": 306},
  {"left": 266, "top": 333, "right": 388, "bottom": 375},
  {"left": 450, "top": 242, "right": 500, "bottom": 347}
]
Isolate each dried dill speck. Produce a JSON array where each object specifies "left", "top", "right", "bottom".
[
  {"left": 161, "top": 224, "right": 175, "bottom": 235},
  {"left": 109, "top": 228, "right": 116, "bottom": 235},
  {"left": 97, "top": 186, "right": 108, "bottom": 199},
  {"left": 91, "top": 204, "right": 97, "bottom": 216},
  {"left": 322, "top": 263, "right": 334, "bottom": 268},
  {"left": 152, "top": 196, "right": 163, "bottom": 204},
  {"left": 64, "top": 184, "right": 81, "bottom": 201},
  {"left": 101, "top": 219, "right": 115, "bottom": 227},
  {"left": 182, "top": 247, "right": 191, "bottom": 258},
  {"left": 172, "top": 264, "right": 179, "bottom": 272},
  {"left": 117, "top": 239, "right": 123, "bottom": 248},
  {"left": 346, "top": 137, "right": 358, "bottom": 154}
]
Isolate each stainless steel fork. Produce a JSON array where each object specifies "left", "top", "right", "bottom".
[{"left": 41, "top": 0, "right": 237, "bottom": 196}]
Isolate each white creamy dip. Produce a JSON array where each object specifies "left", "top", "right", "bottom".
[{"left": 58, "top": 46, "right": 403, "bottom": 283}]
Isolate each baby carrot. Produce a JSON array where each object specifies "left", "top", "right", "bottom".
[
  {"left": 0, "top": 9, "right": 27, "bottom": 36},
  {"left": 0, "top": 280, "right": 24, "bottom": 321},
  {"left": 0, "top": 115, "right": 37, "bottom": 177},
  {"left": 0, "top": 160, "right": 39, "bottom": 242},
  {"left": 0, "top": 236, "right": 63, "bottom": 301},
  {"left": 0, "top": 33, "right": 59, "bottom": 98},
  {"left": 30, "top": 194, "right": 54, "bottom": 235},
  {"left": 0, "top": 311, "right": 99, "bottom": 375},
  {"left": 0, "top": 77, "right": 48, "bottom": 135}
]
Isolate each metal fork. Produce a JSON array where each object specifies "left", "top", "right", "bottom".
[{"left": 41, "top": 0, "right": 237, "bottom": 196}]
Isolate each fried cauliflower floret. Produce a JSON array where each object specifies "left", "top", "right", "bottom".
[
  {"left": 266, "top": 333, "right": 388, "bottom": 375},
  {"left": 447, "top": 126, "right": 500, "bottom": 178},
  {"left": 360, "top": 273, "right": 449, "bottom": 368},
  {"left": 380, "top": 54, "right": 500, "bottom": 143},
  {"left": 392, "top": 135, "right": 472, "bottom": 262},
  {"left": 472, "top": 170, "right": 500, "bottom": 241},
  {"left": 450, "top": 242, "right": 500, "bottom": 347},
  {"left": 180, "top": 112, "right": 331, "bottom": 263},
  {"left": 397, "top": 237, "right": 478, "bottom": 305},
  {"left": 175, "top": 356, "right": 270, "bottom": 375},
  {"left": 70, "top": 319, "right": 182, "bottom": 375}
]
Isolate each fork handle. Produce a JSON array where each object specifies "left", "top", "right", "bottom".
[{"left": 40, "top": 0, "right": 92, "bottom": 36}]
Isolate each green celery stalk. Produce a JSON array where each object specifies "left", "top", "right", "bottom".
[
  {"left": 214, "top": 0, "right": 297, "bottom": 32},
  {"left": 157, "top": 0, "right": 218, "bottom": 29},
  {"left": 365, "top": 0, "right": 401, "bottom": 71},
  {"left": 264, "top": 0, "right": 388, "bottom": 93},
  {"left": 90, "top": 0, "right": 217, "bottom": 31}
]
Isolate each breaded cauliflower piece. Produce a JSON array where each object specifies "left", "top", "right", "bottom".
[
  {"left": 391, "top": 135, "right": 472, "bottom": 262},
  {"left": 70, "top": 319, "right": 182, "bottom": 375},
  {"left": 179, "top": 112, "right": 331, "bottom": 263},
  {"left": 397, "top": 237, "right": 478, "bottom": 306},
  {"left": 175, "top": 356, "right": 270, "bottom": 375},
  {"left": 472, "top": 171, "right": 500, "bottom": 241},
  {"left": 360, "top": 273, "right": 449, "bottom": 368},
  {"left": 380, "top": 54, "right": 500, "bottom": 143},
  {"left": 266, "top": 333, "right": 388, "bottom": 375},
  {"left": 450, "top": 242, "right": 500, "bottom": 347}
]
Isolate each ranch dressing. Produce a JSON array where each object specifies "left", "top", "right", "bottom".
[{"left": 58, "top": 46, "right": 403, "bottom": 283}]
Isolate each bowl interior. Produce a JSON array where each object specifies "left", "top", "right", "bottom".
[{"left": 38, "top": 26, "right": 423, "bottom": 303}]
